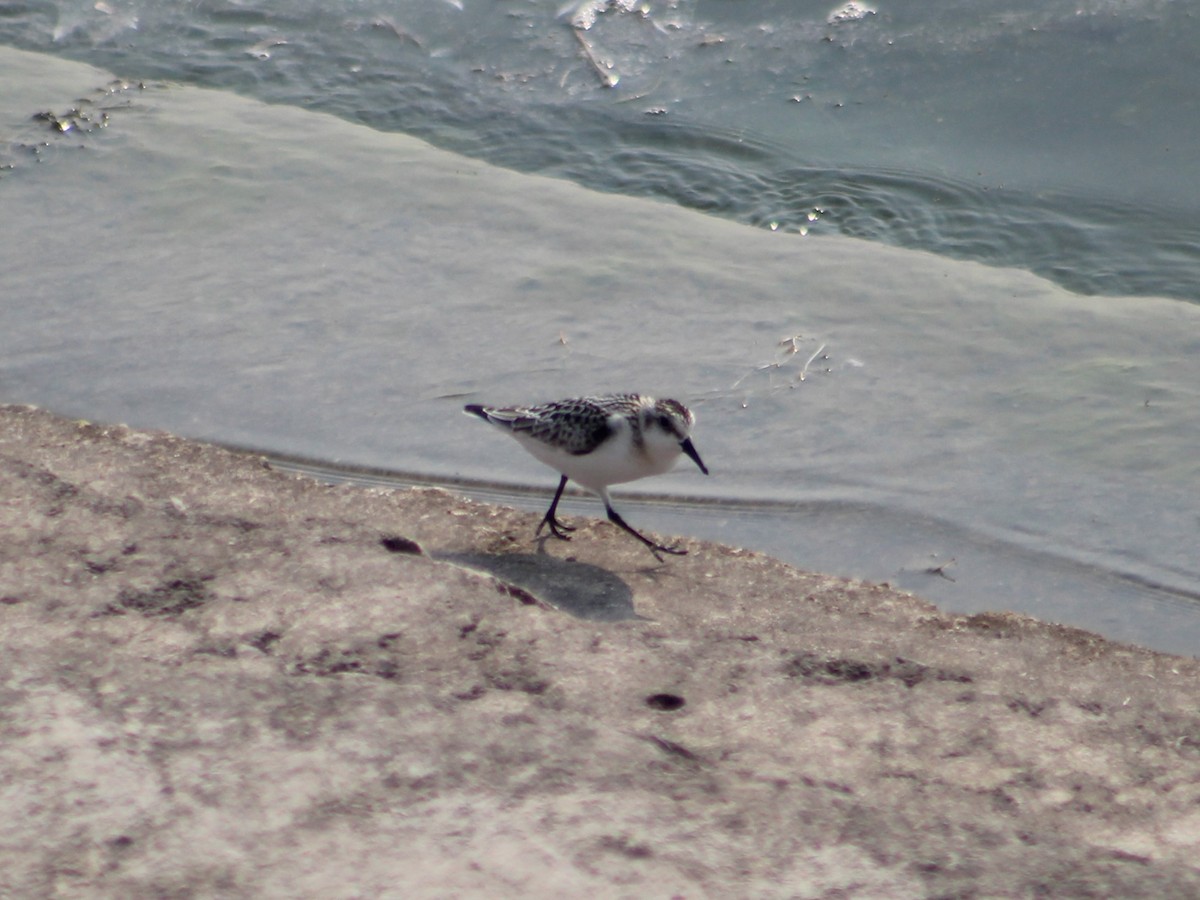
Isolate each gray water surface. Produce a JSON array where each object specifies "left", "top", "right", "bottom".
[
  {"left": 3, "top": 46, "right": 1198, "bottom": 656},
  {"left": 3, "top": 0, "right": 1199, "bottom": 300}
]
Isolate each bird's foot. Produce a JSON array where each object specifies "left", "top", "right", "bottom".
[
  {"left": 536, "top": 512, "right": 576, "bottom": 541},
  {"left": 647, "top": 542, "right": 687, "bottom": 562}
]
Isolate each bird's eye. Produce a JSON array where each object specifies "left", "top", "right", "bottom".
[{"left": 657, "top": 414, "right": 673, "bottom": 432}]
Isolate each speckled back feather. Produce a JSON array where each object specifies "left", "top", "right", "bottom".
[{"left": 466, "top": 395, "right": 649, "bottom": 455}]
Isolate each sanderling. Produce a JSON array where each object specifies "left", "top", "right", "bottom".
[{"left": 463, "top": 393, "right": 709, "bottom": 560}]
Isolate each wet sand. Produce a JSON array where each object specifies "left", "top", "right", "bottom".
[{"left": 2, "top": 403, "right": 1199, "bottom": 897}]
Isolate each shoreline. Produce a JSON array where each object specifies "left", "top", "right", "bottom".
[{"left": 2, "top": 403, "right": 1199, "bottom": 896}]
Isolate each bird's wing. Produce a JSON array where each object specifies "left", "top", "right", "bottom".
[{"left": 502, "top": 399, "right": 614, "bottom": 456}]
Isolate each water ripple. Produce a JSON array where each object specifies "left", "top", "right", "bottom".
[{"left": 4, "top": 1, "right": 1198, "bottom": 302}]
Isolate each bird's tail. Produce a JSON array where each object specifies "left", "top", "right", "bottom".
[{"left": 464, "top": 403, "right": 521, "bottom": 431}]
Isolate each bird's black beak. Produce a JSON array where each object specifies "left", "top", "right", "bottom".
[{"left": 680, "top": 437, "right": 709, "bottom": 475}]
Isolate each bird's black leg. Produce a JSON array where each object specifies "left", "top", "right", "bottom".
[
  {"left": 604, "top": 504, "right": 686, "bottom": 562},
  {"left": 536, "top": 475, "right": 576, "bottom": 541}
]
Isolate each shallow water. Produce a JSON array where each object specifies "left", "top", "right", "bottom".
[
  {"left": 3, "top": 0, "right": 1199, "bottom": 300},
  {"left": 4, "top": 46, "right": 1198, "bottom": 655}
]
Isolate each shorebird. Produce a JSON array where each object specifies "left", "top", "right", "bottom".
[{"left": 463, "top": 393, "right": 708, "bottom": 559}]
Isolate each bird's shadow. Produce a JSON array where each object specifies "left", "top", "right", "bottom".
[{"left": 436, "top": 550, "right": 639, "bottom": 621}]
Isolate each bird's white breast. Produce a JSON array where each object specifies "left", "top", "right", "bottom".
[{"left": 512, "top": 413, "right": 683, "bottom": 495}]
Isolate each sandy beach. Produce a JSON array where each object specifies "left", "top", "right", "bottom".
[{"left": 2, "top": 402, "right": 1199, "bottom": 897}]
